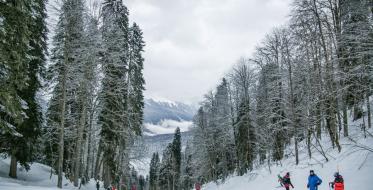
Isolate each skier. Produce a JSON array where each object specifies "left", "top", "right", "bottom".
[
  {"left": 96, "top": 180, "right": 100, "bottom": 190},
  {"left": 307, "top": 170, "right": 322, "bottom": 190},
  {"left": 195, "top": 182, "right": 201, "bottom": 190},
  {"left": 281, "top": 172, "right": 294, "bottom": 190},
  {"left": 131, "top": 183, "right": 137, "bottom": 190},
  {"left": 329, "top": 172, "right": 344, "bottom": 190}
]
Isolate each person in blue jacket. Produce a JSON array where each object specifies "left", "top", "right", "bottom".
[{"left": 307, "top": 170, "right": 322, "bottom": 190}]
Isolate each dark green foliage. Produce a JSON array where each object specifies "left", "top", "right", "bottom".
[
  {"left": 0, "top": 0, "right": 47, "bottom": 177},
  {"left": 172, "top": 127, "right": 182, "bottom": 189},
  {"left": 181, "top": 154, "right": 193, "bottom": 190},
  {"left": 159, "top": 144, "right": 173, "bottom": 189},
  {"left": 128, "top": 23, "right": 146, "bottom": 136},
  {"left": 99, "top": 0, "right": 145, "bottom": 186},
  {"left": 339, "top": 0, "right": 372, "bottom": 107},
  {"left": 149, "top": 152, "right": 160, "bottom": 190},
  {"left": 234, "top": 99, "right": 256, "bottom": 175},
  {"left": 0, "top": 1, "right": 32, "bottom": 135},
  {"left": 156, "top": 128, "right": 182, "bottom": 190}
]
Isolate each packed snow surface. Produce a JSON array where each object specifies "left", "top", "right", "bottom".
[{"left": 0, "top": 158, "right": 98, "bottom": 190}]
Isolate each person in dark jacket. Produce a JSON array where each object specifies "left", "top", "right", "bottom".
[
  {"left": 307, "top": 170, "right": 322, "bottom": 190},
  {"left": 282, "top": 172, "right": 294, "bottom": 190},
  {"left": 330, "top": 172, "right": 344, "bottom": 190},
  {"left": 96, "top": 180, "right": 100, "bottom": 190}
]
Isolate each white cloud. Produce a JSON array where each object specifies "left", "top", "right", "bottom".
[{"left": 144, "top": 119, "right": 193, "bottom": 135}]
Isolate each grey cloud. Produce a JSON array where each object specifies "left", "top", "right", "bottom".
[{"left": 126, "top": 0, "right": 291, "bottom": 104}]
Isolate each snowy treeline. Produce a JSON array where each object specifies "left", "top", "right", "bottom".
[
  {"left": 148, "top": 0, "right": 373, "bottom": 189},
  {"left": 1, "top": 0, "right": 145, "bottom": 189},
  {"left": 148, "top": 127, "right": 183, "bottom": 190}
]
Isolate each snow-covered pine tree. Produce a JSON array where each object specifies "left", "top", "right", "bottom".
[
  {"left": 149, "top": 152, "right": 160, "bottom": 190},
  {"left": 0, "top": 1, "right": 30, "bottom": 137},
  {"left": 159, "top": 144, "right": 173, "bottom": 190},
  {"left": 46, "top": 0, "right": 86, "bottom": 187},
  {"left": 235, "top": 98, "right": 255, "bottom": 174},
  {"left": 229, "top": 60, "right": 257, "bottom": 174},
  {"left": 98, "top": 0, "right": 138, "bottom": 187},
  {"left": 180, "top": 143, "right": 193, "bottom": 190},
  {"left": 128, "top": 22, "right": 145, "bottom": 136},
  {"left": 171, "top": 127, "right": 182, "bottom": 190},
  {"left": 0, "top": 0, "right": 47, "bottom": 179},
  {"left": 339, "top": 0, "right": 372, "bottom": 123},
  {"left": 190, "top": 107, "right": 213, "bottom": 181}
]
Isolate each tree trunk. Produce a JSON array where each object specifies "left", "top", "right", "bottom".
[
  {"left": 337, "top": 105, "right": 342, "bottom": 135},
  {"left": 343, "top": 100, "right": 349, "bottom": 137},
  {"left": 86, "top": 108, "right": 94, "bottom": 179},
  {"left": 57, "top": 64, "right": 67, "bottom": 188},
  {"left": 307, "top": 127, "right": 312, "bottom": 159},
  {"left": 94, "top": 143, "right": 103, "bottom": 179},
  {"left": 104, "top": 164, "right": 111, "bottom": 189},
  {"left": 367, "top": 93, "right": 371, "bottom": 129},
  {"left": 9, "top": 151, "right": 17, "bottom": 178},
  {"left": 74, "top": 98, "right": 87, "bottom": 187}
]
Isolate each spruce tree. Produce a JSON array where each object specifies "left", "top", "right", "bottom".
[
  {"left": 128, "top": 22, "right": 145, "bottom": 136},
  {"left": 234, "top": 99, "right": 255, "bottom": 175},
  {"left": 172, "top": 127, "right": 182, "bottom": 190},
  {"left": 0, "top": 0, "right": 47, "bottom": 179},
  {"left": 99, "top": 0, "right": 131, "bottom": 187},
  {"left": 0, "top": 0, "right": 31, "bottom": 136},
  {"left": 149, "top": 152, "right": 160, "bottom": 190}
]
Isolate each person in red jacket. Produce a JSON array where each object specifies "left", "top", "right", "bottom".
[
  {"left": 195, "top": 182, "right": 201, "bottom": 190},
  {"left": 330, "top": 172, "right": 344, "bottom": 190},
  {"left": 282, "top": 172, "right": 294, "bottom": 190},
  {"left": 131, "top": 183, "right": 137, "bottom": 190}
]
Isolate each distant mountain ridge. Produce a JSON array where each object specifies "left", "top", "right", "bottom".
[{"left": 144, "top": 98, "right": 197, "bottom": 124}]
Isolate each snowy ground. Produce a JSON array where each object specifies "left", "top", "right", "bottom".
[
  {"left": 0, "top": 159, "right": 98, "bottom": 190},
  {"left": 203, "top": 116, "right": 373, "bottom": 190}
]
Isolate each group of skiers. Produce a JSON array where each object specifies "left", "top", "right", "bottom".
[
  {"left": 280, "top": 170, "right": 344, "bottom": 190},
  {"left": 94, "top": 170, "right": 343, "bottom": 190}
]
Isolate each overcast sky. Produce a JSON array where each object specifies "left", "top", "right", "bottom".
[{"left": 125, "top": 0, "right": 292, "bottom": 104}]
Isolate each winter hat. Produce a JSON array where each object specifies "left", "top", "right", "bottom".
[{"left": 334, "top": 172, "right": 339, "bottom": 177}]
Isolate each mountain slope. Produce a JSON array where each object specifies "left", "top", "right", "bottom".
[
  {"left": 202, "top": 114, "right": 373, "bottom": 190},
  {"left": 143, "top": 98, "right": 197, "bottom": 136},
  {"left": 144, "top": 98, "right": 196, "bottom": 124}
]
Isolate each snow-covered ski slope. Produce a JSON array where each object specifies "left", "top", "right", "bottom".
[
  {"left": 0, "top": 159, "right": 98, "bottom": 190},
  {"left": 203, "top": 114, "right": 373, "bottom": 190}
]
